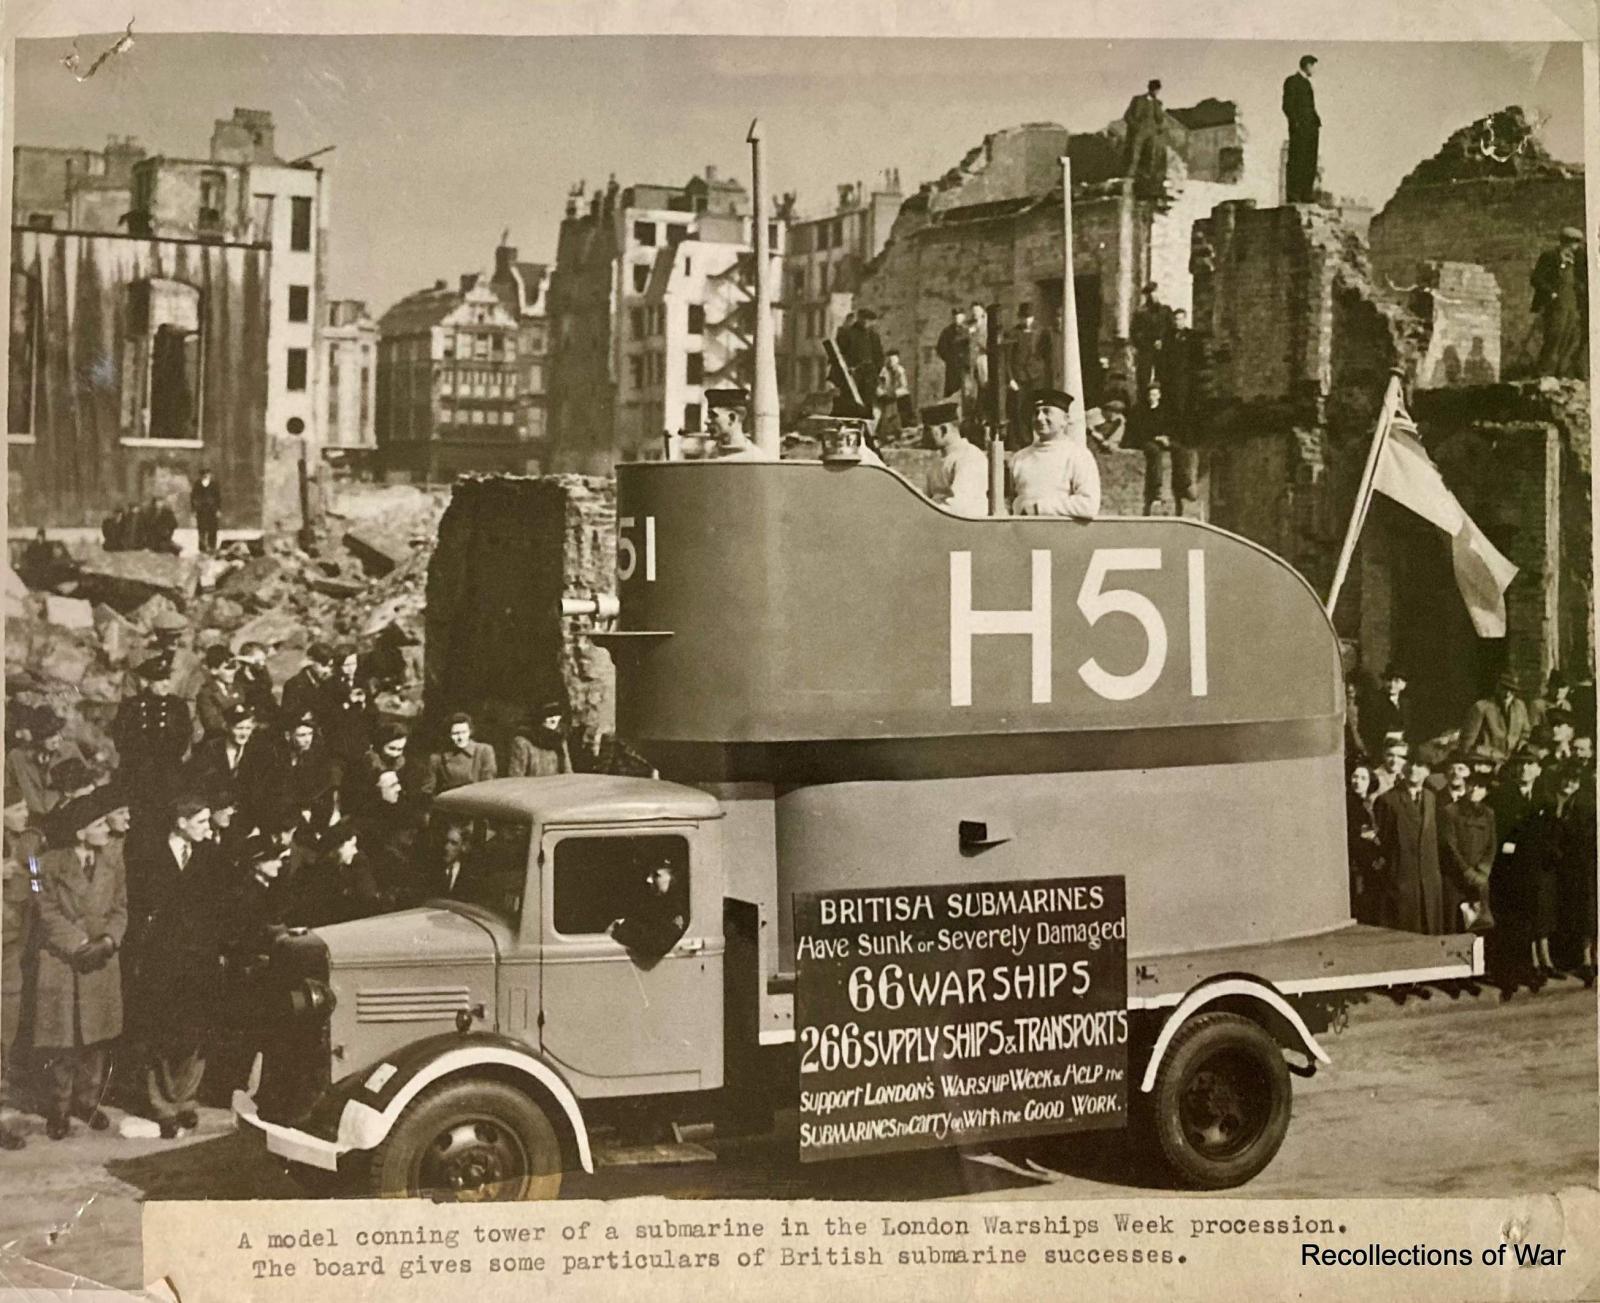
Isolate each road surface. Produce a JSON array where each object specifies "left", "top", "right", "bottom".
[{"left": 0, "top": 983, "right": 1592, "bottom": 1291}]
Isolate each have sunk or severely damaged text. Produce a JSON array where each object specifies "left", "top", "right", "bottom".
[{"left": 0, "top": 6, "right": 1597, "bottom": 1300}]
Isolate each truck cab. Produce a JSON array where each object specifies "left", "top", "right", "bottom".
[{"left": 234, "top": 775, "right": 727, "bottom": 1198}]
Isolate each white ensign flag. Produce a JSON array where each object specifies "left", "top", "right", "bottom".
[{"left": 1371, "top": 411, "right": 1518, "bottom": 637}]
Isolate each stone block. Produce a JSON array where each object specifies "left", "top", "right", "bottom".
[
  {"left": 29, "top": 626, "right": 94, "bottom": 685},
  {"left": 344, "top": 526, "right": 412, "bottom": 578},
  {"left": 43, "top": 595, "right": 95, "bottom": 630},
  {"left": 76, "top": 550, "right": 198, "bottom": 609},
  {"left": 309, "top": 575, "right": 366, "bottom": 599},
  {"left": 231, "top": 610, "right": 308, "bottom": 653}
]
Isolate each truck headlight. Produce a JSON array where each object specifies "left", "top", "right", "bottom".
[{"left": 287, "top": 978, "right": 336, "bottom": 1019}]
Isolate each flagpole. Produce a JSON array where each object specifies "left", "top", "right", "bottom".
[{"left": 1325, "top": 369, "right": 1406, "bottom": 617}]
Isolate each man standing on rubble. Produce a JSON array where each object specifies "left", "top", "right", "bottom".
[
  {"left": 1009, "top": 389, "right": 1101, "bottom": 519},
  {"left": 190, "top": 469, "right": 222, "bottom": 555},
  {"left": 1530, "top": 226, "right": 1589, "bottom": 379}
]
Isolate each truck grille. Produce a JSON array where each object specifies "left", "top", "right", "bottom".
[
  {"left": 247, "top": 931, "right": 333, "bottom": 1128},
  {"left": 356, "top": 986, "right": 473, "bottom": 1023}
]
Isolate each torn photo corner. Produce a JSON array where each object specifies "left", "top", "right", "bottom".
[{"left": 1, "top": 0, "right": 1597, "bottom": 1299}]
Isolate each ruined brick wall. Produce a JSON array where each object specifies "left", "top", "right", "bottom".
[
  {"left": 1409, "top": 262, "right": 1502, "bottom": 390},
  {"left": 1146, "top": 180, "right": 1236, "bottom": 319},
  {"left": 9, "top": 227, "right": 271, "bottom": 529},
  {"left": 1413, "top": 380, "right": 1592, "bottom": 693},
  {"left": 423, "top": 474, "right": 616, "bottom": 760},
  {"left": 1368, "top": 175, "right": 1584, "bottom": 374},
  {"left": 858, "top": 187, "right": 1151, "bottom": 409}
]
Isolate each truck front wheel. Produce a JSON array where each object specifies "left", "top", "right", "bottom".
[
  {"left": 1150, "top": 1012, "right": 1291, "bottom": 1189},
  {"left": 368, "top": 1078, "right": 564, "bottom": 1201}
]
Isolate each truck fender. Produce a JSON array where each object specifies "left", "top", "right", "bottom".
[
  {"left": 1137, "top": 978, "right": 1330, "bottom": 1094},
  {"left": 334, "top": 1035, "right": 595, "bottom": 1174}
]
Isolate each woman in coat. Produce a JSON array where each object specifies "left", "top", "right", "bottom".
[
  {"left": 1345, "top": 761, "right": 1382, "bottom": 925},
  {"left": 34, "top": 789, "right": 126, "bottom": 1139},
  {"left": 1438, "top": 770, "right": 1497, "bottom": 933}
]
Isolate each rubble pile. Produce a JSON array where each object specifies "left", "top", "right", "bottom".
[{"left": 5, "top": 483, "right": 449, "bottom": 758}]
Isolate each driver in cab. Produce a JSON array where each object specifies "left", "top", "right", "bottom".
[{"left": 606, "top": 859, "right": 688, "bottom": 963}]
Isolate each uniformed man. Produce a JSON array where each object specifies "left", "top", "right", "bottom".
[
  {"left": 111, "top": 654, "right": 192, "bottom": 816},
  {"left": 707, "top": 389, "right": 772, "bottom": 461},
  {"left": 922, "top": 401, "right": 988, "bottom": 517},
  {"left": 1009, "top": 389, "right": 1102, "bottom": 519}
]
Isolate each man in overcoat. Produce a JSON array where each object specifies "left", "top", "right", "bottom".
[
  {"left": 34, "top": 789, "right": 126, "bottom": 1139},
  {"left": 127, "top": 796, "right": 223, "bottom": 1137},
  {"left": 1373, "top": 755, "right": 1443, "bottom": 934}
]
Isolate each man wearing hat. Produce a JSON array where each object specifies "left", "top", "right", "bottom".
[
  {"left": 34, "top": 787, "right": 126, "bottom": 1139},
  {"left": 706, "top": 389, "right": 770, "bottom": 462},
  {"left": 5, "top": 707, "right": 66, "bottom": 821},
  {"left": 1131, "top": 282, "right": 1174, "bottom": 403},
  {"left": 922, "top": 401, "right": 988, "bottom": 518},
  {"left": 127, "top": 795, "right": 222, "bottom": 1137},
  {"left": 508, "top": 702, "right": 574, "bottom": 779},
  {"left": 1461, "top": 671, "right": 1531, "bottom": 765},
  {"left": 112, "top": 653, "right": 191, "bottom": 815},
  {"left": 837, "top": 309, "right": 885, "bottom": 416},
  {"left": 1362, "top": 663, "right": 1414, "bottom": 755},
  {"left": 186, "top": 703, "right": 268, "bottom": 806},
  {"left": 1003, "top": 303, "right": 1054, "bottom": 446},
  {"left": 1373, "top": 751, "right": 1443, "bottom": 934},
  {"left": 1009, "top": 389, "right": 1102, "bottom": 520},
  {"left": 1122, "top": 78, "right": 1168, "bottom": 185},
  {"left": 1530, "top": 226, "right": 1588, "bottom": 380}
]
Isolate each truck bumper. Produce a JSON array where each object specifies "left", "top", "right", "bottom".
[{"left": 233, "top": 1089, "right": 344, "bottom": 1173}]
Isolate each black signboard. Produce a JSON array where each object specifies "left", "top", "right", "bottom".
[{"left": 794, "top": 877, "right": 1127, "bottom": 1161}]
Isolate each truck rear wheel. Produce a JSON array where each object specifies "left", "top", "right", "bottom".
[
  {"left": 368, "top": 1078, "right": 564, "bottom": 1201},
  {"left": 1150, "top": 1012, "right": 1291, "bottom": 1189}
]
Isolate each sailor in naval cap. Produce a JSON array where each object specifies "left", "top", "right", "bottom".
[
  {"left": 921, "top": 400, "right": 988, "bottom": 517},
  {"left": 1008, "top": 388, "right": 1101, "bottom": 520},
  {"left": 707, "top": 389, "right": 773, "bottom": 461}
]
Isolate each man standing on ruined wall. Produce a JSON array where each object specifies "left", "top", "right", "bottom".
[
  {"left": 1282, "top": 54, "right": 1321, "bottom": 204},
  {"left": 1123, "top": 79, "right": 1168, "bottom": 188},
  {"left": 1530, "top": 227, "right": 1589, "bottom": 379}
]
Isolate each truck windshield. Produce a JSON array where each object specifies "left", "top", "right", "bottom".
[{"left": 447, "top": 818, "right": 531, "bottom": 923}]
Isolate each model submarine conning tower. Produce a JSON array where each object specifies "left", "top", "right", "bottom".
[{"left": 601, "top": 460, "right": 1343, "bottom": 784}]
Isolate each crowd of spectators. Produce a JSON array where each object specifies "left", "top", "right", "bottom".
[
  {"left": 0, "top": 636, "right": 612, "bottom": 1149},
  {"left": 1345, "top": 665, "right": 1596, "bottom": 992}
]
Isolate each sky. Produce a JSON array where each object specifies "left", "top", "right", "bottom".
[{"left": 14, "top": 35, "right": 1585, "bottom": 315}]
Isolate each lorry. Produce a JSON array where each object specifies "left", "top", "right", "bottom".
[{"left": 233, "top": 456, "right": 1483, "bottom": 1199}]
